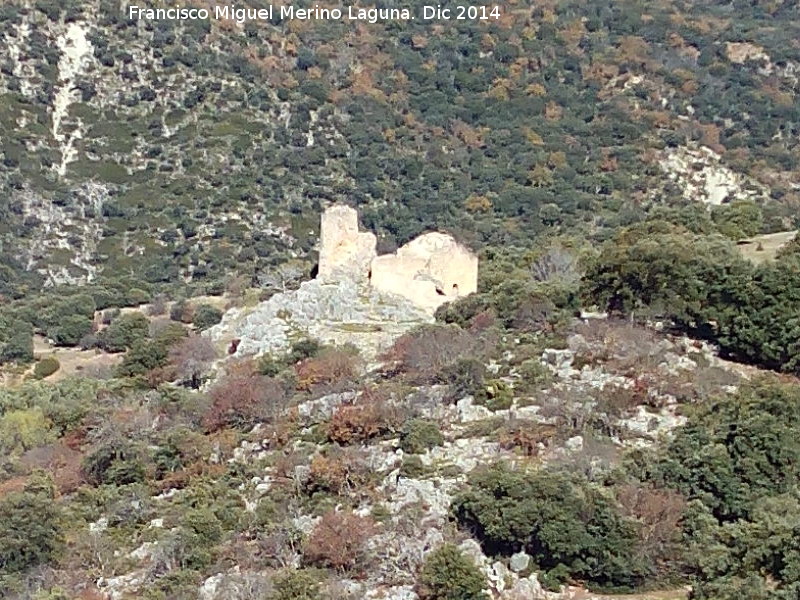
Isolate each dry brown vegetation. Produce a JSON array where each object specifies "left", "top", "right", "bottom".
[
  {"left": 295, "top": 348, "right": 362, "bottom": 393},
  {"left": 617, "top": 484, "right": 687, "bottom": 575},
  {"left": 204, "top": 374, "right": 290, "bottom": 432},
  {"left": 327, "top": 387, "right": 409, "bottom": 445},
  {"left": 307, "top": 446, "right": 373, "bottom": 497},
  {"left": 380, "top": 324, "right": 495, "bottom": 383},
  {"left": 304, "top": 510, "right": 376, "bottom": 573}
]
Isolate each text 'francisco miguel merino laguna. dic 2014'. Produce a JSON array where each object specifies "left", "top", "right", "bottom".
[{"left": 128, "top": 4, "right": 502, "bottom": 23}]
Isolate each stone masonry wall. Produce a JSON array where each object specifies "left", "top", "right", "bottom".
[{"left": 317, "top": 205, "right": 478, "bottom": 313}]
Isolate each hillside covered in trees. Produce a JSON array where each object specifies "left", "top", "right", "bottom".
[{"left": 1, "top": 1, "right": 800, "bottom": 599}]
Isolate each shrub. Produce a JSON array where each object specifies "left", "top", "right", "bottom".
[
  {"left": 294, "top": 347, "right": 362, "bottom": 392},
  {"left": 169, "top": 335, "right": 217, "bottom": 388},
  {"left": 48, "top": 314, "right": 93, "bottom": 346},
  {"left": 101, "top": 308, "right": 120, "bottom": 325},
  {"left": 0, "top": 407, "right": 55, "bottom": 456},
  {"left": 474, "top": 379, "right": 513, "bottom": 411},
  {"left": 288, "top": 338, "right": 321, "bottom": 363},
  {"left": 170, "top": 299, "right": 194, "bottom": 323},
  {"left": 645, "top": 381, "right": 800, "bottom": 521},
  {"left": 125, "top": 287, "right": 151, "bottom": 306},
  {"left": 400, "top": 419, "right": 444, "bottom": 454},
  {"left": 269, "top": 570, "right": 319, "bottom": 600},
  {"left": 381, "top": 324, "right": 490, "bottom": 383},
  {"left": 203, "top": 374, "right": 289, "bottom": 431},
  {"left": 257, "top": 354, "right": 285, "bottom": 377},
  {"left": 452, "top": 466, "right": 646, "bottom": 589},
  {"left": 435, "top": 294, "right": 491, "bottom": 329},
  {"left": 153, "top": 320, "right": 189, "bottom": 346},
  {"left": 116, "top": 338, "right": 170, "bottom": 377},
  {"left": 442, "top": 358, "right": 486, "bottom": 400},
  {"left": 100, "top": 312, "right": 150, "bottom": 352},
  {"left": 183, "top": 508, "right": 223, "bottom": 544},
  {"left": 399, "top": 454, "right": 428, "bottom": 478},
  {"left": 615, "top": 484, "right": 686, "bottom": 575},
  {"left": 148, "top": 293, "right": 168, "bottom": 316},
  {"left": 497, "top": 420, "right": 557, "bottom": 457},
  {"left": 82, "top": 438, "right": 147, "bottom": 485},
  {"left": 516, "top": 359, "right": 551, "bottom": 390},
  {"left": 304, "top": 510, "right": 375, "bottom": 572},
  {"left": 0, "top": 476, "right": 63, "bottom": 575},
  {"left": 192, "top": 304, "right": 223, "bottom": 331},
  {"left": 327, "top": 391, "right": 404, "bottom": 444},
  {"left": 0, "top": 318, "right": 33, "bottom": 363},
  {"left": 417, "top": 544, "right": 487, "bottom": 600},
  {"left": 307, "top": 448, "right": 371, "bottom": 496},
  {"left": 0, "top": 377, "right": 101, "bottom": 435},
  {"left": 33, "top": 356, "right": 60, "bottom": 379}
]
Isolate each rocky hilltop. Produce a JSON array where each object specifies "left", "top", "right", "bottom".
[{"left": 208, "top": 205, "right": 478, "bottom": 359}]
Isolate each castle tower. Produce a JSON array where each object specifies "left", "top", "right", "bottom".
[{"left": 318, "top": 205, "right": 377, "bottom": 283}]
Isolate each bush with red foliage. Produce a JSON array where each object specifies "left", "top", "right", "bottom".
[
  {"left": 203, "top": 374, "right": 289, "bottom": 432},
  {"left": 304, "top": 510, "right": 376, "bottom": 572},
  {"left": 327, "top": 388, "right": 406, "bottom": 444},
  {"left": 307, "top": 446, "right": 372, "bottom": 495},
  {"left": 294, "top": 348, "right": 362, "bottom": 392},
  {"left": 380, "top": 324, "right": 493, "bottom": 382}
]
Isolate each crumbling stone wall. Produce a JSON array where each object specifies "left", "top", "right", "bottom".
[
  {"left": 317, "top": 205, "right": 478, "bottom": 313},
  {"left": 370, "top": 233, "right": 478, "bottom": 313},
  {"left": 318, "top": 205, "right": 377, "bottom": 283}
]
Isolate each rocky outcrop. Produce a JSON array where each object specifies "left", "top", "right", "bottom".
[
  {"left": 206, "top": 275, "right": 432, "bottom": 360},
  {"left": 207, "top": 206, "right": 478, "bottom": 359},
  {"left": 659, "top": 145, "right": 770, "bottom": 206}
]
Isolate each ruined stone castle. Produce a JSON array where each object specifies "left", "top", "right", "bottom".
[
  {"left": 206, "top": 206, "right": 478, "bottom": 360},
  {"left": 318, "top": 205, "right": 478, "bottom": 313}
]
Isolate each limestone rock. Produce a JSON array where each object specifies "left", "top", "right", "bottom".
[
  {"left": 456, "top": 395, "right": 493, "bottom": 422},
  {"left": 489, "top": 561, "right": 512, "bottom": 592},
  {"left": 658, "top": 145, "right": 770, "bottom": 207},
  {"left": 298, "top": 390, "right": 358, "bottom": 422},
  {"left": 458, "top": 538, "right": 488, "bottom": 568},
  {"left": 207, "top": 276, "right": 432, "bottom": 360},
  {"left": 509, "top": 551, "right": 531, "bottom": 573},
  {"left": 502, "top": 574, "right": 549, "bottom": 600},
  {"left": 365, "top": 586, "right": 418, "bottom": 600}
]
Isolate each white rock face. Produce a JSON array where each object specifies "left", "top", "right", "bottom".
[
  {"left": 365, "top": 585, "right": 418, "bottom": 600},
  {"left": 53, "top": 22, "right": 93, "bottom": 176},
  {"left": 659, "top": 145, "right": 769, "bottom": 206},
  {"left": 725, "top": 41, "right": 770, "bottom": 64},
  {"left": 509, "top": 551, "right": 531, "bottom": 573},
  {"left": 207, "top": 275, "right": 432, "bottom": 360},
  {"left": 383, "top": 477, "right": 456, "bottom": 520}
]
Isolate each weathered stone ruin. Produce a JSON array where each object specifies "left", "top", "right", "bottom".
[
  {"left": 206, "top": 206, "right": 478, "bottom": 360},
  {"left": 318, "top": 205, "right": 377, "bottom": 282},
  {"left": 318, "top": 205, "right": 478, "bottom": 313}
]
